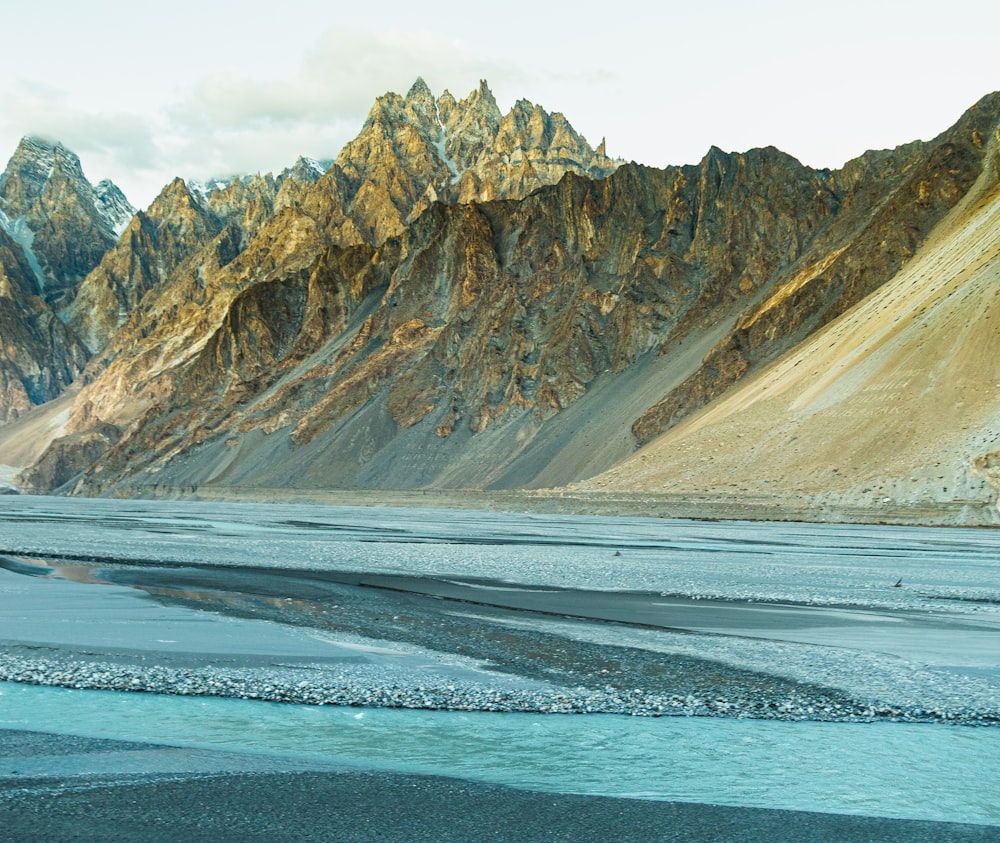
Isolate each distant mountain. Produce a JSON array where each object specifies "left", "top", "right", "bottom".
[
  {"left": 7, "top": 82, "right": 1000, "bottom": 526},
  {"left": 0, "top": 136, "right": 133, "bottom": 422},
  {"left": 0, "top": 136, "right": 135, "bottom": 309}
]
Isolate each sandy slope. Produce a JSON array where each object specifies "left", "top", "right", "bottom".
[
  {"left": 0, "top": 390, "right": 75, "bottom": 490},
  {"left": 586, "top": 131, "right": 1000, "bottom": 525}
]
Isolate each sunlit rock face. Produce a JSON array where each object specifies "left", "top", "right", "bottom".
[{"left": 329, "top": 77, "right": 618, "bottom": 243}]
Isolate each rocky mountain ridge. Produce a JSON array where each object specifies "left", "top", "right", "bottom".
[
  {"left": 1, "top": 78, "right": 624, "bottom": 483},
  {"left": 0, "top": 137, "right": 134, "bottom": 424},
  {"left": 4, "top": 83, "right": 1000, "bottom": 525},
  {"left": 586, "top": 111, "right": 1000, "bottom": 522},
  {"left": 61, "top": 78, "right": 619, "bottom": 357}
]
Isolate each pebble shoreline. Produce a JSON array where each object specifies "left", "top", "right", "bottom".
[{"left": 3, "top": 656, "right": 998, "bottom": 727}]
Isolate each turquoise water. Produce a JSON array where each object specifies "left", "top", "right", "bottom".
[{"left": 2, "top": 681, "right": 997, "bottom": 825}]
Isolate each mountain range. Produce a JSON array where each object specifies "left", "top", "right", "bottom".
[{"left": 1, "top": 79, "right": 998, "bottom": 526}]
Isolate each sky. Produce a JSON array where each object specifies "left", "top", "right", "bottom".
[{"left": 2, "top": 0, "right": 999, "bottom": 209}]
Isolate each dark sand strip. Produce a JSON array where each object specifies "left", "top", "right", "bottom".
[
  {"left": 88, "top": 562, "right": 1000, "bottom": 681},
  {"left": 1, "top": 730, "right": 996, "bottom": 843}
]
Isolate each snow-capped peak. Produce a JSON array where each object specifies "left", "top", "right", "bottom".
[
  {"left": 186, "top": 177, "right": 235, "bottom": 202},
  {"left": 93, "top": 179, "right": 136, "bottom": 238}
]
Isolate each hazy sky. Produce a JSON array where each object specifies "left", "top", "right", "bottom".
[{"left": 2, "top": 0, "right": 998, "bottom": 208}]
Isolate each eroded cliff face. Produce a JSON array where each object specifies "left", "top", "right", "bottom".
[{"left": 588, "top": 117, "right": 1000, "bottom": 523}]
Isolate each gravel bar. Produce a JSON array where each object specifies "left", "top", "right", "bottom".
[{"left": 2, "top": 653, "right": 998, "bottom": 726}]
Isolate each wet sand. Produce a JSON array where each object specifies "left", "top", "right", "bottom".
[
  {"left": 2, "top": 729, "right": 997, "bottom": 843},
  {"left": 117, "top": 484, "right": 1000, "bottom": 527}
]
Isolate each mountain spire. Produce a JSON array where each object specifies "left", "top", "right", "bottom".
[{"left": 406, "top": 77, "right": 433, "bottom": 100}]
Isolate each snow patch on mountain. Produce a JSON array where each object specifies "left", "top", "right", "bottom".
[
  {"left": 93, "top": 180, "right": 136, "bottom": 238},
  {"left": 187, "top": 178, "right": 234, "bottom": 202},
  {"left": 0, "top": 207, "right": 47, "bottom": 289},
  {"left": 433, "top": 104, "right": 462, "bottom": 185}
]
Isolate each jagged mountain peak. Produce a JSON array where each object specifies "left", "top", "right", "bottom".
[
  {"left": 406, "top": 76, "right": 433, "bottom": 100},
  {"left": 282, "top": 156, "right": 330, "bottom": 184},
  {"left": 0, "top": 135, "right": 84, "bottom": 212},
  {"left": 10, "top": 134, "right": 80, "bottom": 170},
  {"left": 332, "top": 77, "right": 618, "bottom": 239},
  {"left": 472, "top": 78, "right": 495, "bottom": 100},
  {"left": 0, "top": 135, "right": 135, "bottom": 233},
  {"left": 0, "top": 135, "right": 134, "bottom": 315},
  {"left": 160, "top": 176, "right": 204, "bottom": 206},
  {"left": 93, "top": 179, "right": 136, "bottom": 237},
  {"left": 451, "top": 81, "right": 501, "bottom": 121}
]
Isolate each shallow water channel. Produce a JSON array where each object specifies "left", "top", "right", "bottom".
[{"left": 2, "top": 681, "right": 999, "bottom": 827}]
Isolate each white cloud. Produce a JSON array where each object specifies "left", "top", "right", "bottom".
[
  {"left": 3, "top": 3, "right": 1000, "bottom": 210},
  {"left": 154, "top": 26, "right": 523, "bottom": 198},
  {"left": 2, "top": 24, "right": 526, "bottom": 209},
  {"left": 0, "top": 80, "right": 160, "bottom": 196}
]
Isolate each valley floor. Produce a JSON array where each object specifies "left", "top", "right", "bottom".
[{"left": 1, "top": 497, "right": 998, "bottom": 838}]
